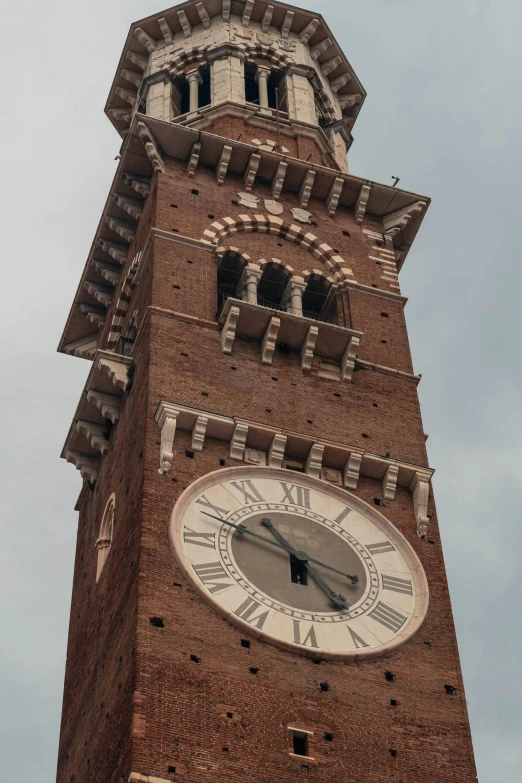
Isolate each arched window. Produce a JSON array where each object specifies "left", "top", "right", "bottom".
[
  {"left": 217, "top": 251, "right": 245, "bottom": 316},
  {"left": 172, "top": 64, "right": 211, "bottom": 117},
  {"left": 245, "top": 63, "right": 260, "bottom": 106},
  {"left": 257, "top": 263, "right": 291, "bottom": 310},
  {"left": 244, "top": 64, "right": 288, "bottom": 113},
  {"left": 302, "top": 277, "right": 335, "bottom": 322},
  {"left": 96, "top": 494, "right": 115, "bottom": 582}
]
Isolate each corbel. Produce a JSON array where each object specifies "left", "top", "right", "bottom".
[
  {"left": 262, "top": 317, "right": 281, "bottom": 365},
  {"left": 191, "top": 416, "right": 208, "bottom": 452},
  {"left": 115, "top": 87, "right": 137, "bottom": 106},
  {"left": 230, "top": 423, "right": 248, "bottom": 461},
  {"left": 410, "top": 471, "right": 431, "bottom": 539},
  {"left": 196, "top": 2, "right": 211, "bottom": 28},
  {"left": 243, "top": 152, "right": 261, "bottom": 192},
  {"left": 99, "top": 238, "right": 128, "bottom": 263},
  {"left": 261, "top": 5, "right": 274, "bottom": 33},
  {"left": 63, "top": 334, "right": 98, "bottom": 359},
  {"left": 343, "top": 451, "right": 363, "bottom": 490},
  {"left": 155, "top": 403, "right": 180, "bottom": 475},
  {"left": 242, "top": 0, "right": 255, "bottom": 26},
  {"left": 301, "top": 325, "right": 318, "bottom": 371},
  {"left": 65, "top": 450, "right": 99, "bottom": 483},
  {"left": 92, "top": 260, "right": 121, "bottom": 285},
  {"left": 134, "top": 28, "right": 157, "bottom": 54},
  {"left": 340, "top": 336, "right": 360, "bottom": 383},
  {"left": 84, "top": 281, "right": 113, "bottom": 308},
  {"left": 271, "top": 161, "right": 288, "bottom": 199},
  {"left": 108, "top": 108, "right": 132, "bottom": 123},
  {"left": 87, "top": 390, "right": 121, "bottom": 423},
  {"left": 281, "top": 10, "right": 294, "bottom": 38},
  {"left": 187, "top": 141, "right": 201, "bottom": 178},
  {"left": 299, "top": 170, "right": 316, "bottom": 208},
  {"left": 121, "top": 172, "right": 151, "bottom": 197},
  {"left": 268, "top": 434, "right": 287, "bottom": 468},
  {"left": 79, "top": 303, "right": 105, "bottom": 327},
  {"left": 382, "top": 464, "right": 399, "bottom": 501},
  {"left": 121, "top": 69, "right": 142, "bottom": 89},
  {"left": 76, "top": 421, "right": 109, "bottom": 456},
  {"left": 113, "top": 193, "right": 144, "bottom": 220},
  {"left": 136, "top": 121, "right": 165, "bottom": 173},
  {"left": 97, "top": 355, "right": 131, "bottom": 391},
  {"left": 221, "top": 306, "right": 240, "bottom": 354},
  {"left": 126, "top": 51, "right": 148, "bottom": 71},
  {"left": 383, "top": 201, "right": 427, "bottom": 238},
  {"left": 222, "top": 0, "right": 231, "bottom": 22},
  {"left": 330, "top": 73, "right": 351, "bottom": 93},
  {"left": 339, "top": 93, "right": 363, "bottom": 111},
  {"left": 311, "top": 38, "right": 332, "bottom": 61},
  {"left": 354, "top": 183, "right": 371, "bottom": 225},
  {"left": 177, "top": 10, "right": 192, "bottom": 38},
  {"left": 158, "top": 17, "right": 174, "bottom": 45},
  {"left": 105, "top": 216, "right": 136, "bottom": 242},
  {"left": 216, "top": 145, "right": 233, "bottom": 185},
  {"left": 299, "top": 19, "right": 320, "bottom": 44},
  {"left": 326, "top": 177, "right": 344, "bottom": 217},
  {"left": 322, "top": 56, "right": 342, "bottom": 78},
  {"left": 306, "top": 443, "right": 325, "bottom": 479}
]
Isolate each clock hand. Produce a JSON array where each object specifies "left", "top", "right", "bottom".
[
  {"left": 201, "top": 511, "right": 358, "bottom": 584},
  {"left": 260, "top": 518, "right": 349, "bottom": 611}
]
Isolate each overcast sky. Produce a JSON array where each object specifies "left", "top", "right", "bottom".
[{"left": 1, "top": 1, "right": 520, "bottom": 781}]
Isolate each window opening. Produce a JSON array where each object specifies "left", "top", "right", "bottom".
[
  {"left": 292, "top": 732, "right": 309, "bottom": 757},
  {"left": 216, "top": 250, "right": 245, "bottom": 317},
  {"left": 302, "top": 277, "right": 336, "bottom": 323},
  {"left": 257, "top": 263, "right": 290, "bottom": 310},
  {"left": 245, "top": 63, "right": 260, "bottom": 105}
]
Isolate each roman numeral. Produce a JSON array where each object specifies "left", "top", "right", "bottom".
[
  {"left": 347, "top": 626, "right": 369, "bottom": 649},
  {"left": 334, "top": 507, "right": 352, "bottom": 525},
  {"left": 193, "top": 562, "right": 233, "bottom": 594},
  {"left": 292, "top": 620, "right": 318, "bottom": 648},
  {"left": 196, "top": 494, "right": 229, "bottom": 519},
  {"left": 381, "top": 575, "right": 413, "bottom": 596},
  {"left": 366, "top": 541, "right": 396, "bottom": 555},
  {"left": 368, "top": 602, "right": 407, "bottom": 633},
  {"left": 234, "top": 597, "right": 270, "bottom": 630},
  {"left": 280, "top": 483, "right": 311, "bottom": 509},
  {"left": 230, "top": 480, "right": 264, "bottom": 505},
  {"left": 183, "top": 528, "right": 216, "bottom": 549}
]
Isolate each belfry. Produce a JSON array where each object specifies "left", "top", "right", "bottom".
[{"left": 56, "top": 2, "right": 478, "bottom": 782}]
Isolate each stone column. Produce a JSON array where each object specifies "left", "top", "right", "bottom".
[
  {"left": 186, "top": 69, "right": 202, "bottom": 113},
  {"left": 284, "top": 279, "right": 307, "bottom": 317},
  {"left": 255, "top": 67, "right": 271, "bottom": 109},
  {"left": 240, "top": 265, "right": 263, "bottom": 304}
]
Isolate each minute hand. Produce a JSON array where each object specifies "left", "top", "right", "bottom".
[
  {"left": 260, "top": 519, "right": 349, "bottom": 611},
  {"left": 200, "top": 511, "right": 358, "bottom": 584}
]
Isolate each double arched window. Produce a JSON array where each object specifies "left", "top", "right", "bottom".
[
  {"left": 96, "top": 494, "right": 115, "bottom": 582},
  {"left": 216, "top": 253, "right": 340, "bottom": 324}
]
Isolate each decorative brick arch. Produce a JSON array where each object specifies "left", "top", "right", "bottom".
[
  {"left": 107, "top": 251, "right": 142, "bottom": 350},
  {"left": 204, "top": 216, "right": 354, "bottom": 282},
  {"left": 168, "top": 46, "right": 209, "bottom": 78},
  {"left": 215, "top": 246, "right": 251, "bottom": 268},
  {"left": 239, "top": 43, "right": 294, "bottom": 71},
  {"left": 301, "top": 268, "right": 337, "bottom": 285},
  {"left": 257, "top": 257, "right": 295, "bottom": 276}
]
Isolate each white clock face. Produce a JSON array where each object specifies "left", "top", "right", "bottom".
[{"left": 170, "top": 467, "right": 429, "bottom": 660}]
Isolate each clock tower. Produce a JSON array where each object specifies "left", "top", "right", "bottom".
[{"left": 57, "top": 2, "right": 478, "bottom": 782}]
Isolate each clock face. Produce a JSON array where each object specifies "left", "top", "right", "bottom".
[{"left": 170, "top": 467, "right": 429, "bottom": 660}]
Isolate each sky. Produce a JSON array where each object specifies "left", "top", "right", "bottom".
[{"left": 0, "top": 0, "right": 520, "bottom": 781}]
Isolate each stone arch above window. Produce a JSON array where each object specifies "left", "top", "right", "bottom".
[
  {"left": 96, "top": 493, "right": 116, "bottom": 583},
  {"left": 205, "top": 216, "right": 354, "bottom": 283}
]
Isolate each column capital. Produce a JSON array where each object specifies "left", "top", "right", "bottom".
[
  {"left": 255, "top": 66, "right": 271, "bottom": 82},
  {"left": 186, "top": 68, "right": 203, "bottom": 85}
]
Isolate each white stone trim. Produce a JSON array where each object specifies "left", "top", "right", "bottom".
[
  {"left": 216, "top": 144, "right": 233, "bottom": 185},
  {"left": 410, "top": 471, "right": 432, "bottom": 539},
  {"left": 262, "top": 316, "right": 281, "bottom": 365},
  {"left": 355, "top": 183, "right": 371, "bottom": 224},
  {"left": 382, "top": 464, "right": 399, "bottom": 501},
  {"left": 306, "top": 444, "right": 324, "bottom": 479}
]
